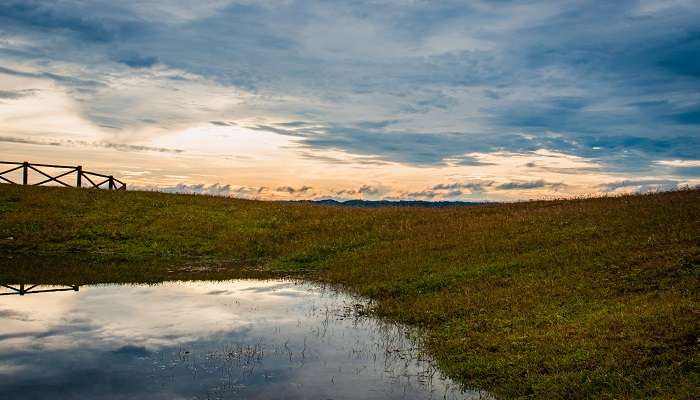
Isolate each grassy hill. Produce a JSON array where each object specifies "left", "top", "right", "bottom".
[{"left": 0, "top": 184, "right": 698, "bottom": 399}]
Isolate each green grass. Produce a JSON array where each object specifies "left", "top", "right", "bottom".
[{"left": 1, "top": 184, "right": 698, "bottom": 399}]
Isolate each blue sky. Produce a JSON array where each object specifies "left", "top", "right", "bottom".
[{"left": 0, "top": 1, "right": 698, "bottom": 200}]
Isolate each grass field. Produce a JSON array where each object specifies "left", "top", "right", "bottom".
[{"left": 0, "top": 184, "right": 698, "bottom": 399}]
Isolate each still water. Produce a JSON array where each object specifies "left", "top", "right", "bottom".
[{"left": 0, "top": 280, "right": 482, "bottom": 399}]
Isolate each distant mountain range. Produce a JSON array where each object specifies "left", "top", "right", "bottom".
[{"left": 308, "top": 199, "right": 490, "bottom": 208}]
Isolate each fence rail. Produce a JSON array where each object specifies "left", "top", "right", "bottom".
[
  {"left": 0, "top": 284, "right": 80, "bottom": 296},
  {"left": 0, "top": 161, "right": 126, "bottom": 190}
]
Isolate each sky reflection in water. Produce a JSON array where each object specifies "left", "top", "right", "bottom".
[{"left": 0, "top": 280, "right": 480, "bottom": 399}]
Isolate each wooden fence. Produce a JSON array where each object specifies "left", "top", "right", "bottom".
[
  {"left": 0, "top": 284, "right": 80, "bottom": 296},
  {"left": 0, "top": 161, "right": 126, "bottom": 190}
]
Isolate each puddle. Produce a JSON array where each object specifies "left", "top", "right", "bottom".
[{"left": 0, "top": 280, "right": 484, "bottom": 399}]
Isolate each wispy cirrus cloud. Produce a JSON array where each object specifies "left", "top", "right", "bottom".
[
  {"left": 0, "top": 136, "right": 183, "bottom": 153},
  {"left": 0, "top": 135, "right": 61, "bottom": 146}
]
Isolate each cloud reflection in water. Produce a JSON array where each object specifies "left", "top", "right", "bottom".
[{"left": 0, "top": 280, "right": 483, "bottom": 399}]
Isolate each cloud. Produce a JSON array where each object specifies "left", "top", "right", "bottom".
[
  {"left": 0, "top": 65, "right": 103, "bottom": 91},
  {"left": 120, "top": 177, "right": 685, "bottom": 201},
  {"left": 330, "top": 184, "right": 389, "bottom": 199},
  {"left": 672, "top": 167, "right": 700, "bottom": 177},
  {"left": 354, "top": 120, "right": 401, "bottom": 129},
  {"left": 416, "top": 179, "right": 566, "bottom": 198},
  {"left": 253, "top": 122, "right": 503, "bottom": 165},
  {"left": 653, "top": 159, "right": 700, "bottom": 177},
  {"left": 255, "top": 119, "right": 700, "bottom": 169},
  {"left": 357, "top": 184, "right": 380, "bottom": 196},
  {"left": 0, "top": 0, "right": 698, "bottom": 189},
  {"left": 0, "top": 136, "right": 183, "bottom": 153},
  {"left": 95, "top": 142, "right": 183, "bottom": 154},
  {"left": 209, "top": 120, "right": 237, "bottom": 126},
  {"left": 275, "top": 185, "right": 312, "bottom": 194},
  {"left": 0, "top": 135, "right": 60, "bottom": 146},
  {"left": 297, "top": 151, "right": 388, "bottom": 166},
  {"left": 0, "top": 309, "right": 31, "bottom": 320},
  {"left": 656, "top": 160, "right": 700, "bottom": 168},
  {"left": 598, "top": 179, "right": 680, "bottom": 193},
  {"left": 431, "top": 181, "right": 493, "bottom": 193},
  {"left": 0, "top": 88, "right": 38, "bottom": 99},
  {"left": 333, "top": 189, "right": 356, "bottom": 196},
  {"left": 132, "top": 183, "right": 268, "bottom": 198},
  {"left": 403, "top": 190, "right": 438, "bottom": 199},
  {"left": 496, "top": 180, "right": 566, "bottom": 191},
  {"left": 115, "top": 53, "right": 158, "bottom": 68}
]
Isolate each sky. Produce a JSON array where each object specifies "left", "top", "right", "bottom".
[{"left": 0, "top": 0, "right": 698, "bottom": 201}]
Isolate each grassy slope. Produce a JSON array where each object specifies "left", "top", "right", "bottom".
[{"left": 0, "top": 185, "right": 698, "bottom": 399}]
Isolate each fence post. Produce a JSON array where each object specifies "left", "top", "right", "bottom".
[
  {"left": 22, "top": 161, "right": 28, "bottom": 185},
  {"left": 76, "top": 166, "right": 82, "bottom": 188},
  {"left": 108, "top": 176, "right": 114, "bottom": 190}
]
